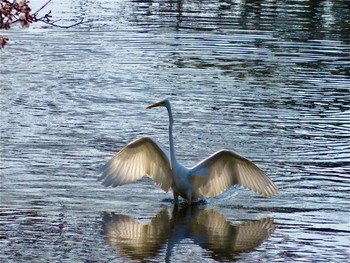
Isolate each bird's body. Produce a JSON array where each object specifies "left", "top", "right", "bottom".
[
  {"left": 98, "top": 99, "right": 278, "bottom": 204},
  {"left": 170, "top": 163, "right": 192, "bottom": 202}
]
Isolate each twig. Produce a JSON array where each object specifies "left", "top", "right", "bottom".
[
  {"left": 36, "top": 17, "right": 87, "bottom": 29},
  {"left": 33, "top": 0, "right": 52, "bottom": 16}
]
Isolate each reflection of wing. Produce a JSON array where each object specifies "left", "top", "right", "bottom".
[
  {"left": 192, "top": 209, "right": 276, "bottom": 261},
  {"left": 103, "top": 208, "right": 172, "bottom": 260},
  {"left": 228, "top": 218, "right": 276, "bottom": 251},
  {"left": 102, "top": 206, "right": 276, "bottom": 262}
]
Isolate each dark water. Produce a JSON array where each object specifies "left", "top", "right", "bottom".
[{"left": 1, "top": 0, "right": 349, "bottom": 262}]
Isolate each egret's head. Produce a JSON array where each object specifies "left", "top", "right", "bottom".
[{"left": 146, "top": 99, "right": 170, "bottom": 109}]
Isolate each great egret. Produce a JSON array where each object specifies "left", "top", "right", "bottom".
[{"left": 98, "top": 99, "right": 278, "bottom": 204}]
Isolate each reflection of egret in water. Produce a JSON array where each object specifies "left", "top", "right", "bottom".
[{"left": 102, "top": 205, "right": 276, "bottom": 261}]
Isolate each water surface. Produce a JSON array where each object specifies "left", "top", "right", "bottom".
[{"left": 1, "top": 0, "right": 349, "bottom": 262}]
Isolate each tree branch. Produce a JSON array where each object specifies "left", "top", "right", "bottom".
[
  {"left": 36, "top": 17, "right": 87, "bottom": 29},
  {"left": 1, "top": 0, "right": 88, "bottom": 48},
  {"left": 33, "top": 0, "right": 52, "bottom": 16}
]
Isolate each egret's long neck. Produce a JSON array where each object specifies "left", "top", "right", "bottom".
[{"left": 166, "top": 105, "right": 177, "bottom": 167}]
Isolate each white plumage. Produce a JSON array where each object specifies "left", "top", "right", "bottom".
[{"left": 98, "top": 99, "right": 278, "bottom": 203}]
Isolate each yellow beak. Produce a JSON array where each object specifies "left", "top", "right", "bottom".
[{"left": 146, "top": 101, "right": 162, "bottom": 109}]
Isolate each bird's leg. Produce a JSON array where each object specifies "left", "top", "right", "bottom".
[
  {"left": 186, "top": 189, "right": 192, "bottom": 204},
  {"left": 173, "top": 192, "right": 179, "bottom": 205}
]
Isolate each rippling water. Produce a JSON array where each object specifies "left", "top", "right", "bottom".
[{"left": 1, "top": 0, "right": 349, "bottom": 262}]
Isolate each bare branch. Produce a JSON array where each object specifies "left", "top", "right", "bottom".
[
  {"left": 36, "top": 17, "right": 87, "bottom": 29},
  {"left": 0, "top": 0, "right": 88, "bottom": 48},
  {"left": 33, "top": 0, "right": 52, "bottom": 16}
]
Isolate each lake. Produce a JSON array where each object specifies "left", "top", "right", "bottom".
[{"left": 0, "top": 0, "right": 349, "bottom": 262}]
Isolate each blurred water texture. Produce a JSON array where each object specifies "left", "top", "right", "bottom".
[{"left": 0, "top": 0, "right": 349, "bottom": 262}]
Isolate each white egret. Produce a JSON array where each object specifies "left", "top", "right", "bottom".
[{"left": 98, "top": 99, "right": 278, "bottom": 204}]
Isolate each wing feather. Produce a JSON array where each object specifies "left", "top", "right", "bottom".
[
  {"left": 191, "top": 150, "right": 278, "bottom": 198},
  {"left": 98, "top": 137, "right": 173, "bottom": 192}
]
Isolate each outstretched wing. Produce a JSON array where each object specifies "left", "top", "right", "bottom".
[
  {"left": 191, "top": 150, "right": 278, "bottom": 198},
  {"left": 98, "top": 137, "right": 173, "bottom": 192}
]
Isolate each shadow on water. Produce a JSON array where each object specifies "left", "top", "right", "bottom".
[
  {"left": 130, "top": 0, "right": 350, "bottom": 43},
  {"left": 101, "top": 204, "right": 276, "bottom": 262}
]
